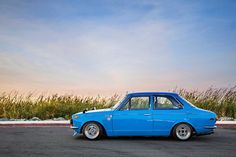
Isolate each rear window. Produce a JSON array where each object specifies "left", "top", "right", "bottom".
[{"left": 153, "top": 96, "right": 182, "bottom": 109}]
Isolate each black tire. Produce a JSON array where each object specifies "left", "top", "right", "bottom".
[
  {"left": 82, "top": 122, "right": 103, "bottom": 140},
  {"left": 172, "top": 123, "right": 193, "bottom": 141}
]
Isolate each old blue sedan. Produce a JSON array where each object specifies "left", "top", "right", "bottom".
[{"left": 70, "top": 92, "right": 217, "bottom": 140}]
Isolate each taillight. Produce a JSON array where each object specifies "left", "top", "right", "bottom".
[{"left": 210, "top": 118, "right": 216, "bottom": 121}]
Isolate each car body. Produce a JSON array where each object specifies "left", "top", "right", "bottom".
[{"left": 70, "top": 92, "right": 217, "bottom": 140}]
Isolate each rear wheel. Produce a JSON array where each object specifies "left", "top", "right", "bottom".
[
  {"left": 82, "top": 122, "right": 103, "bottom": 140},
  {"left": 173, "top": 123, "right": 192, "bottom": 141}
]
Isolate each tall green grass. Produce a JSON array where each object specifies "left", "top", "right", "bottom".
[
  {"left": 0, "top": 87, "right": 235, "bottom": 120},
  {"left": 174, "top": 86, "right": 236, "bottom": 119},
  {"left": 0, "top": 93, "right": 120, "bottom": 120}
]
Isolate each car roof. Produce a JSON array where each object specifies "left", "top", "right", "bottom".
[{"left": 127, "top": 92, "right": 178, "bottom": 96}]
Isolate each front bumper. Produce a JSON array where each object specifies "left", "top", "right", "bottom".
[
  {"left": 71, "top": 126, "right": 79, "bottom": 129},
  {"left": 70, "top": 119, "right": 80, "bottom": 136},
  {"left": 70, "top": 119, "right": 79, "bottom": 129},
  {"left": 70, "top": 118, "right": 81, "bottom": 131}
]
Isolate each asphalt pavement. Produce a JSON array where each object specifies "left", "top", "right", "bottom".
[{"left": 0, "top": 128, "right": 235, "bottom": 157}]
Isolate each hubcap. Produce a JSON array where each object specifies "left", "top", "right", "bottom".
[
  {"left": 176, "top": 124, "right": 191, "bottom": 140},
  {"left": 84, "top": 123, "right": 99, "bottom": 139}
]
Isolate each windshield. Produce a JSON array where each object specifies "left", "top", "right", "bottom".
[
  {"left": 112, "top": 96, "right": 126, "bottom": 109},
  {"left": 178, "top": 95, "right": 197, "bottom": 108}
]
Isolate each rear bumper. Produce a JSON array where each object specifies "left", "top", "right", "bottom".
[
  {"left": 204, "top": 125, "right": 217, "bottom": 129},
  {"left": 196, "top": 125, "right": 216, "bottom": 136}
]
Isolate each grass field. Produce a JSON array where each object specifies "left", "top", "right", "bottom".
[{"left": 0, "top": 87, "right": 235, "bottom": 120}]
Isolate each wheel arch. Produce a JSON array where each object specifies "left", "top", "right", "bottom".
[
  {"left": 170, "top": 122, "right": 196, "bottom": 136},
  {"left": 80, "top": 120, "right": 107, "bottom": 136}
]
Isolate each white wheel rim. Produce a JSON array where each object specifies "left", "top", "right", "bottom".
[
  {"left": 84, "top": 123, "right": 99, "bottom": 139},
  {"left": 176, "top": 124, "right": 191, "bottom": 140}
]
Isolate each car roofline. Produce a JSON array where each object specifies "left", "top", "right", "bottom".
[{"left": 127, "top": 92, "right": 178, "bottom": 96}]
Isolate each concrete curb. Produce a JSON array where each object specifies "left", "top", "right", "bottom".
[
  {"left": 0, "top": 121, "right": 69, "bottom": 128},
  {"left": 215, "top": 121, "right": 236, "bottom": 129},
  {"left": 0, "top": 121, "right": 236, "bottom": 128}
]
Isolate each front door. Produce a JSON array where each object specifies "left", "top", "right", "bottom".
[{"left": 112, "top": 96, "right": 153, "bottom": 136}]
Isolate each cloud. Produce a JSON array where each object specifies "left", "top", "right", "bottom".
[{"left": 0, "top": 0, "right": 235, "bottom": 95}]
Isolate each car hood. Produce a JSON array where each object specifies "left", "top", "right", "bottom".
[
  {"left": 84, "top": 108, "right": 113, "bottom": 114},
  {"left": 74, "top": 108, "right": 113, "bottom": 115}
]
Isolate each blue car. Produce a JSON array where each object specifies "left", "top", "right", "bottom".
[{"left": 70, "top": 92, "right": 217, "bottom": 141}]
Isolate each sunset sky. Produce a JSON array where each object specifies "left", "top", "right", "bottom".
[{"left": 0, "top": 0, "right": 236, "bottom": 96}]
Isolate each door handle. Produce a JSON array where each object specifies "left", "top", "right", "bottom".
[{"left": 144, "top": 114, "right": 151, "bottom": 116}]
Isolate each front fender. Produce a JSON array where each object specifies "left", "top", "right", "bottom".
[{"left": 79, "top": 113, "right": 113, "bottom": 136}]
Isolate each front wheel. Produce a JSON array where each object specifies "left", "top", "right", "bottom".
[
  {"left": 82, "top": 122, "right": 103, "bottom": 140},
  {"left": 173, "top": 123, "right": 193, "bottom": 141}
]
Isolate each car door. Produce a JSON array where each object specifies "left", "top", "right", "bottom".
[
  {"left": 152, "top": 95, "right": 186, "bottom": 136},
  {"left": 112, "top": 95, "right": 153, "bottom": 136}
]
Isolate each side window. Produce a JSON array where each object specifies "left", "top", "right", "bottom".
[
  {"left": 121, "top": 96, "right": 150, "bottom": 110},
  {"left": 154, "top": 96, "right": 182, "bottom": 109}
]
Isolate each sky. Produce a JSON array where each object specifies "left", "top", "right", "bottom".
[{"left": 0, "top": 0, "right": 236, "bottom": 96}]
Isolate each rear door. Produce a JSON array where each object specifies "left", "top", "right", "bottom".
[{"left": 152, "top": 95, "right": 186, "bottom": 135}]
